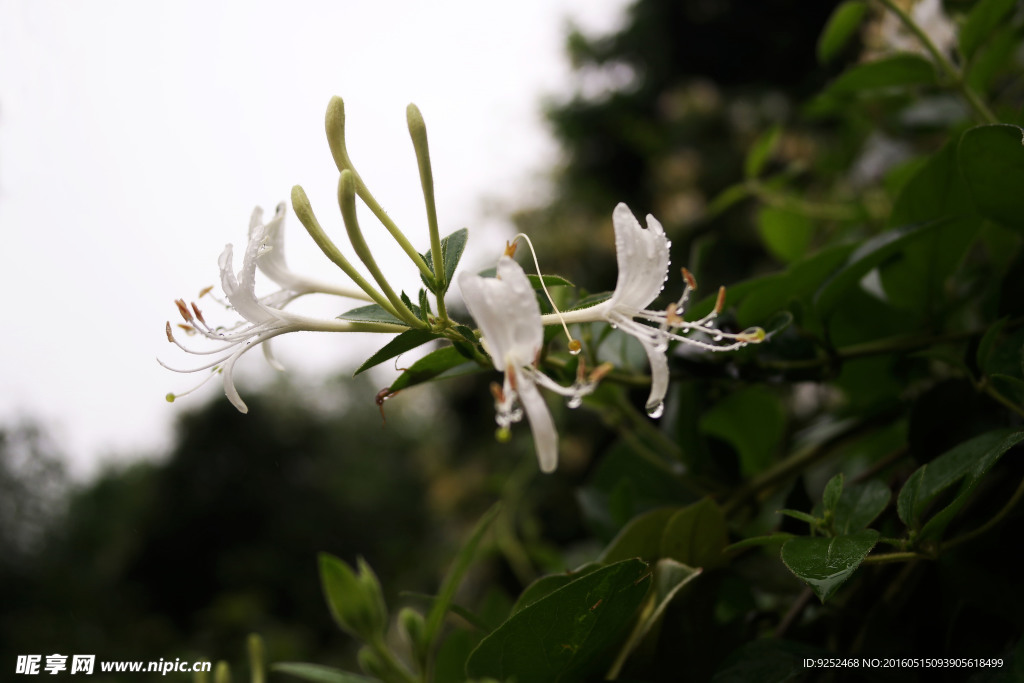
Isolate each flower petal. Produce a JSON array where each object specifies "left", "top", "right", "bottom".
[
  {"left": 458, "top": 256, "right": 542, "bottom": 370},
  {"left": 610, "top": 203, "right": 670, "bottom": 313},
  {"left": 515, "top": 369, "right": 559, "bottom": 473}
]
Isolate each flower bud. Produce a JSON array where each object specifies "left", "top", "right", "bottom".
[{"left": 319, "top": 553, "right": 389, "bottom": 641}]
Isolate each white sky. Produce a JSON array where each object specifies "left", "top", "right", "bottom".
[{"left": 0, "top": 0, "right": 629, "bottom": 478}]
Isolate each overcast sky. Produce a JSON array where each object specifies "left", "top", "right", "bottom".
[{"left": 0, "top": 0, "right": 629, "bottom": 477}]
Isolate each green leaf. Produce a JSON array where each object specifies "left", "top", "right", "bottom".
[
  {"left": 659, "top": 498, "right": 729, "bottom": 569},
  {"left": 960, "top": 0, "right": 1018, "bottom": 61},
  {"left": 354, "top": 329, "right": 439, "bottom": 376},
  {"left": 608, "top": 559, "right": 702, "bottom": 678},
  {"left": 813, "top": 219, "right": 946, "bottom": 315},
  {"left": 699, "top": 387, "right": 786, "bottom": 476},
  {"left": 822, "top": 473, "right": 844, "bottom": 515},
  {"left": 600, "top": 507, "right": 678, "bottom": 564},
  {"left": 778, "top": 509, "right": 819, "bottom": 526},
  {"left": 744, "top": 125, "right": 782, "bottom": 178},
  {"left": 780, "top": 530, "right": 879, "bottom": 603},
  {"left": 817, "top": 1, "right": 868, "bottom": 64},
  {"left": 833, "top": 480, "right": 891, "bottom": 534},
  {"left": 958, "top": 124, "right": 1024, "bottom": 231},
  {"left": 756, "top": 206, "right": 814, "bottom": 263},
  {"left": 825, "top": 54, "right": 937, "bottom": 95},
  {"left": 418, "top": 288, "right": 432, "bottom": 323},
  {"left": 569, "top": 291, "right": 613, "bottom": 311},
  {"left": 389, "top": 346, "right": 482, "bottom": 392},
  {"left": 423, "top": 505, "right": 500, "bottom": 654},
  {"left": 977, "top": 317, "right": 1010, "bottom": 372},
  {"left": 897, "top": 429, "right": 1024, "bottom": 539},
  {"left": 713, "top": 639, "right": 829, "bottom": 682},
  {"left": 724, "top": 533, "right": 795, "bottom": 553},
  {"left": 511, "top": 564, "right": 603, "bottom": 615},
  {"left": 465, "top": 559, "right": 652, "bottom": 682},
  {"left": 338, "top": 303, "right": 406, "bottom": 325},
  {"left": 422, "top": 227, "right": 468, "bottom": 295},
  {"left": 272, "top": 663, "right": 376, "bottom": 683}
]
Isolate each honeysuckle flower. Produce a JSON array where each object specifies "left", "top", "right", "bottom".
[
  {"left": 250, "top": 202, "right": 372, "bottom": 309},
  {"left": 459, "top": 256, "right": 599, "bottom": 473},
  {"left": 161, "top": 206, "right": 402, "bottom": 413},
  {"left": 550, "top": 203, "right": 764, "bottom": 417}
]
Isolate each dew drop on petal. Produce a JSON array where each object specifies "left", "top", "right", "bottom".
[
  {"left": 568, "top": 396, "right": 583, "bottom": 409},
  {"left": 646, "top": 401, "right": 665, "bottom": 418}
]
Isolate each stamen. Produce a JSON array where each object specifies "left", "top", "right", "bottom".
[
  {"left": 175, "top": 298, "right": 194, "bottom": 323},
  {"left": 490, "top": 381, "right": 505, "bottom": 404},
  {"left": 510, "top": 232, "right": 580, "bottom": 354},
  {"left": 165, "top": 322, "right": 175, "bottom": 343},
  {"left": 191, "top": 302, "right": 207, "bottom": 326},
  {"left": 177, "top": 323, "right": 196, "bottom": 335},
  {"left": 504, "top": 239, "right": 518, "bottom": 257},
  {"left": 681, "top": 267, "right": 698, "bottom": 290},
  {"left": 199, "top": 285, "right": 214, "bottom": 298},
  {"left": 714, "top": 286, "right": 726, "bottom": 314}
]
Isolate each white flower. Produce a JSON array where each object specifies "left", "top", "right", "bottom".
[
  {"left": 459, "top": 256, "right": 597, "bottom": 473},
  {"left": 162, "top": 205, "right": 400, "bottom": 413},
  {"left": 251, "top": 203, "right": 371, "bottom": 309},
  {"left": 554, "top": 203, "right": 764, "bottom": 417}
]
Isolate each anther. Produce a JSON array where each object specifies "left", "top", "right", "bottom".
[
  {"left": 198, "top": 285, "right": 214, "bottom": 298},
  {"left": 191, "top": 302, "right": 207, "bottom": 326},
  {"left": 681, "top": 267, "right": 698, "bottom": 290},
  {"left": 165, "top": 322, "right": 175, "bottom": 343},
  {"left": 568, "top": 339, "right": 582, "bottom": 355},
  {"left": 177, "top": 323, "right": 196, "bottom": 335},
  {"left": 175, "top": 298, "right": 194, "bottom": 323},
  {"left": 490, "top": 381, "right": 505, "bottom": 403},
  {"left": 714, "top": 286, "right": 726, "bottom": 314},
  {"left": 504, "top": 239, "right": 519, "bottom": 258}
]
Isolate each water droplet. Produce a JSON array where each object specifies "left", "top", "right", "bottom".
[
  {"left": 568, "top": 396, "right": 582, "bottom": 409},
  {"left": 713, "top": 334, "right": 723, "bottom": 342},
  {"left": 646, "top": 401, "right": 664, "bottom": 418},
  {"left": 610, "top": 322, "right": 618, "bottom": 330},
  {"left": 568, "top": 339, "right": 582, "bottom": 356}
]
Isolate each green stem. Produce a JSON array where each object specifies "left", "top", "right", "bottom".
[
  {"left": 407, "top": 104, "right": 449, "bottom": 321},
  {"left": 861, "top": 551, "right": 930, "bottom": 565},
  {"left": 875, "top": 0, "right": 998, "bottom": 124},
  {"left": 324, "top": 96, "right": 436, "bottom": 281},
  {"left": 747, "top": 181, "right": 860, "bottom": 221},
  {"left": 943, "top": 474, "right": 1024, "bottom": 550},
  {"left": 291, "top": 185, "right": 405, "bottom": 322},
  {"left": 981, "top": 382, "right": 1024, "bottom": 420},
  {"left": 338, "top": 171, "right": 428, "bottom": 330}
]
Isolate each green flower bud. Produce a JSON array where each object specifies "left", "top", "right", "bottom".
[
  {"left": 398, "top": 607, "right": 427, "bottom": 662},
  {"left": 356, "top": 646, "right": 389, "bottom": 680},
  {"left": 319, "top": 553, "right": 389, "bottom": 641}
]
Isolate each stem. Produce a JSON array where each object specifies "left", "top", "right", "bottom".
[
  {"left": 943, "top": 474, "right": 1024, "bottom": 550},
  {"left": 338, "top": 172, "right": 428, "bottom": 330},
  {"left": 290, "top": 185, "right": 405, "bottom": 321},
  {"left": 981, "top": 382, "right": 1024, "bottom": 420},
  {"left": 747, "top": 181, "right": 860, "bottom": 221},
  {"left": 861, "top": 551, "right": 930, "bottom": 565},
  {"left": 875, "top": 0, "right": 998, "bottom": 124},
  {"left": 407, "top": 104, "right": 449, "bottom": 321},
  {"left": 324, "top": 97, "right": 436, "bottom": 281}
]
